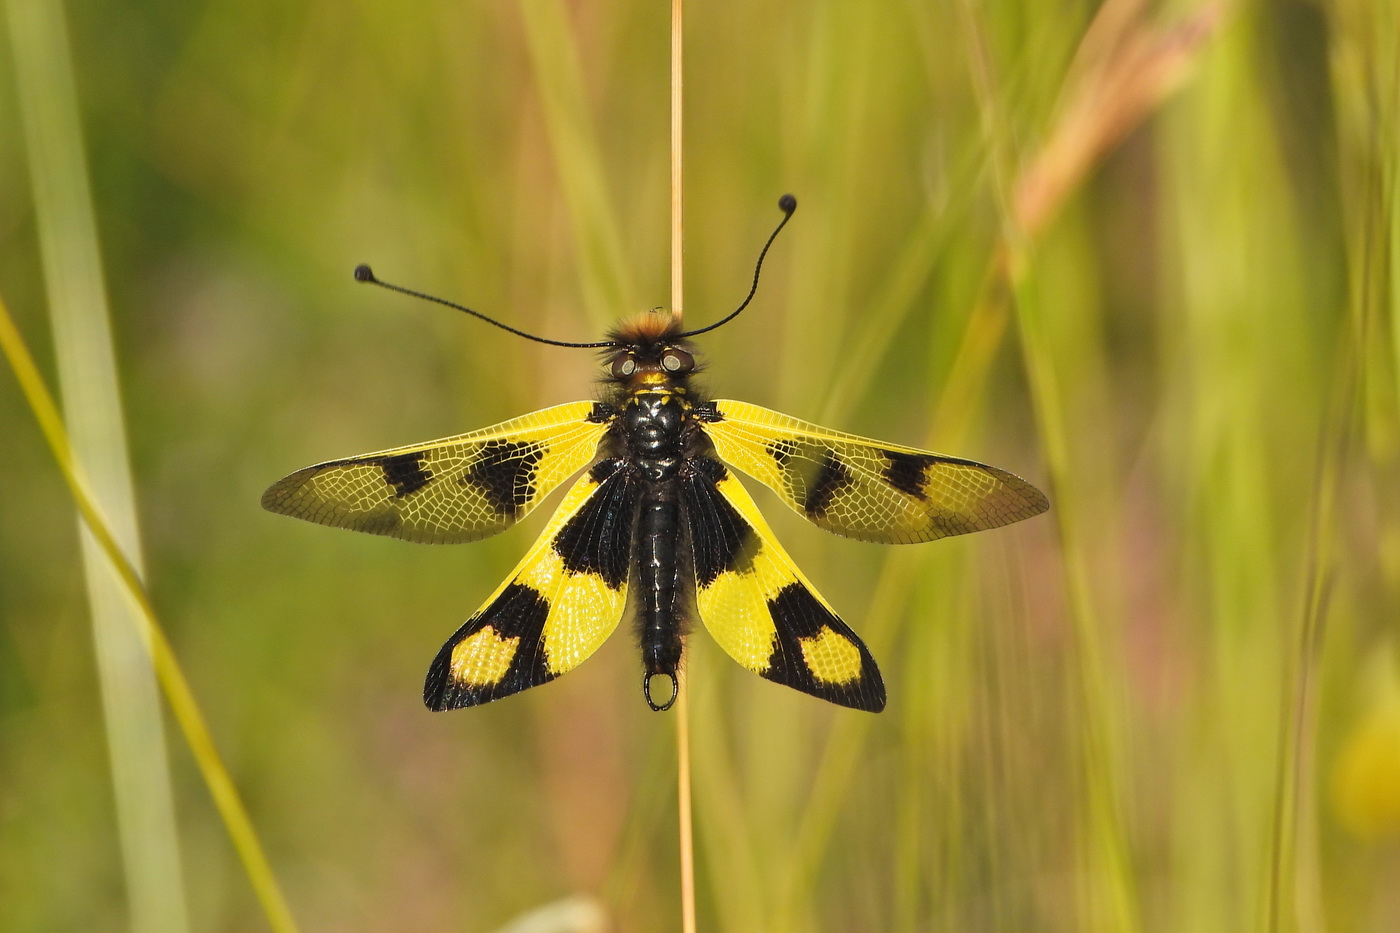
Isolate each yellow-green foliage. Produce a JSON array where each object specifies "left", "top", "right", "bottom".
[{"left": 1, "top": 1, "right": 1396, "bottom": 931}]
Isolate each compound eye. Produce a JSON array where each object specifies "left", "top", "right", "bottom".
[
  {"left": 611, "top": 353, "right": 637, "bottom": 378},
  {"left": 660, "top": 348, "right": 694, "bottom": 373}
]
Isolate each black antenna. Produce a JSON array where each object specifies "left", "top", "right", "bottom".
[
  {"left": 352, "top": 264, "right": 617, "bottom": 349},
  {"left": 676, "top": 193, "right": 797, "bottom": 339}
]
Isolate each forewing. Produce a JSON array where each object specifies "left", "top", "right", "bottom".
[
  {"left": 681, "top": 459, "right": 885, "bottom": 712},
  {"left": 424, "top": 459, "right": 639, "bottom": 709},
  {"left": 703, "top": 399, "right": 1048, "bottom": 544},
  {"left": 262, "top": 401, "right": 609, "bottom": 544}
]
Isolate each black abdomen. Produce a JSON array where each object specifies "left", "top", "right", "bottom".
[
  {"left": 637, "top": 484, "right": 683, "bottom": 710},
  {"left": 619, "top": 390, "right": 689, "bottom": 711}
]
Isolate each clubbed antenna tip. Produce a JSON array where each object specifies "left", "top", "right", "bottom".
[{"left": 677, "top": 192, "right": 799, "bottom": 339}]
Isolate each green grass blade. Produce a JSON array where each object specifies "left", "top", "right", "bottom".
[
  {"left": 3, "top": 1, "right": 188, "bottom": 929},
  {"left": 1011, "top": 269, "right": 1141, "bottom": 933},
  {"left": 518, "top": 0, "right": 635, "bottom": 325},
  {"left": 0, "top": 292, "right": 302, "bottom": 933}
]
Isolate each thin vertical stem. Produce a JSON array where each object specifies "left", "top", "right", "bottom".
[
  {"left": 670, "top": 0, "right": 685, "bottom": 324},
  {"left": 676, "top": 669, "right": 697, "bottom": 933},
  {"left": 670, "top": 3, "right": 696, "bottom": 932}
]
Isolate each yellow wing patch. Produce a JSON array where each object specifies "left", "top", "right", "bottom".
[
  {"left": 681, "top": 460, "right": 885, "bottom": 711},
  {"left": 800, "top": 626, "right": 864, "bottom": 685},
  {"left": 703, "top": 399, "right": 1048, "bottom": 544},
  {"left": 424, "top": 460, "right": 639, "bottom": 709},
  {"left": 261, "top": 401, "right": 609, "bottom": 544},
  {"left": 449, "top": 626, "right": 520, "bottom": 687}
]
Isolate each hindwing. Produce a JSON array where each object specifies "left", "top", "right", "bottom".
[
  {"left": 424, "top": 459, "right": 639, "bottom": 709},
  {"left": 261, "top": 401, "right": 609, "bottom": 544},
  {"left": 702, "top": 400, "right": 1048, "bottom": 544},
  {"left": 681, "top": 458, "right": 885, "bottom": 712}
]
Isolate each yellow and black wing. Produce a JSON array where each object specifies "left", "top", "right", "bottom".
[
  {"left": 424, "top": 459, "right": 639, "bottom": 709},
  {"left": 702, "top": 399, "right": 1048, "bottom": 544},
  {"left": 261, "top": 401, "right": 610, "bottom": 544},
  {"left": 680, "top": 458, "right": 885, "bottom": 712}
]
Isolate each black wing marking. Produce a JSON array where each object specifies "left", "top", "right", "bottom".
[
  {"left": 681, "top": 457, "right": 885, "bottom": 712},
  {"left": 262, "top": 401, "right": 610, "bottom": 544},
  {"left": 702, "top": 400, "right": 1048, "bottom": 544},
  {"left": 424, "top": 459, "right": 640, "bottom": 709}
]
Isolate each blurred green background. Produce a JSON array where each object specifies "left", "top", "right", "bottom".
[{"left": 2, "top": 0, "right": 1398, "bottom": 930}]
